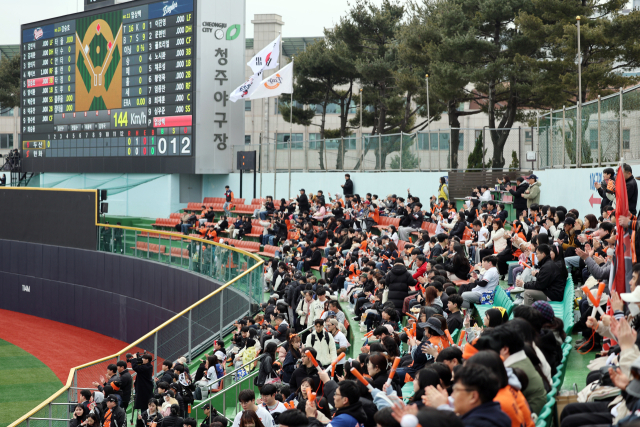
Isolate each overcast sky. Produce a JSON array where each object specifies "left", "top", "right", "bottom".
[{"left": 0, "top": 0, "right": 386, "bottom": 45}]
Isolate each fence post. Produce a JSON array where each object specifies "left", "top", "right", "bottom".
[
  {"left": 168, "top": 236, "right": 172, "bottom": 265},
  {"left": 549, "top": 109, "right": 553, "bottom": 167},
  {"left": 400, "top": 132, "right": 403, "bottom": 171},
  {"left": 598, "top": 95, "right": 601, "bottom": 166},
  {"left": 518, "top": 126, "right": 522, "bottom": 170},
  {"left": 188, "top": 310, "right": 192, "bottom": 363},
  {"left": 562, "top": 106, "right": 566, "bottom": 168},
  {"left": 153, "top": 333, "right": 158, "bottom": 374},
  {"left": 378, "top": 134, "right": 382, "bottom": 171},
  {"left": 49, "top": 402, "right": 53, "bottom": 427},
  {"left": 536, "top": 114, "right": 540, "bottom": 169},
  {"left": 220, "top": 292, "right": 225, "bottom": 335},
  {"left": 620, "top": 87, "right": 624, "bottom": 161},
  {"left": 482, "top": 127, "right": 486, "bottom": 170}
]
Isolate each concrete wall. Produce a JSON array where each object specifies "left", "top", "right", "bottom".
[
  {"left": 203, "top": 171, "right": 446, "bottom": 204},
  {"left": 534, "top": 168, "right": 608, "bottom": 218}
]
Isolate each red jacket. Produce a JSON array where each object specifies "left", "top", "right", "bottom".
[{"left": 412, "top": 262, "right": 427, "bottom": 279}]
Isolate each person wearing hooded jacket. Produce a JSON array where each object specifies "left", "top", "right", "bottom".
[
  {"left": 385, "top": 259, "right": 417, "bottom": 312},
  {"left": 129, "top": 353, "right": 155, "bottom": 412},
  {"left": 522, "top": 175, "right": 541, "bottom": 208}
]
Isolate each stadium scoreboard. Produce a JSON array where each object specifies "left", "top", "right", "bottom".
[{"left": 20, "top": 0, "right": 245, "bottom": 174}]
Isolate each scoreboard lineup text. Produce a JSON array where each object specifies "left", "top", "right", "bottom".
[{"left": 20, "top": 0, "right": 195, "bottom": 161}]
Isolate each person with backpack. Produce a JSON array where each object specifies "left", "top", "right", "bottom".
[
  {"left": 305, "top": 319, "right": 337, "bottom": 366},
  {"left": 255, "top": 341, "right": 279, "bottom": 391},
  {"left": 281, "top": 334, "right": 302, "bottom": 384}
]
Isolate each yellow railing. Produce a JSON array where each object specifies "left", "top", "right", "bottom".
[{"left": 9, "top": 224, "right": 264, "bottom": 427}]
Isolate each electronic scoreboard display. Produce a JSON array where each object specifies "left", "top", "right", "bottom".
[{"left": 20, "top": 0, "right": 245, "bottom": 174}]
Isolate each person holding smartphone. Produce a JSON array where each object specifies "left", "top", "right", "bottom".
[{"left": 136, "top": 398, "right": 163, "bottom": 427}]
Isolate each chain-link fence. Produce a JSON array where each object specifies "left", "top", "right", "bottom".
[
  {"left": 10, "top": 225, "right": 264, "bottom": 427},
  {"left": 239, "top": 128, "right": 535, "bottom": 172},
  {"left": 537, "top": 84, "right": 640, "bottom": 168}
]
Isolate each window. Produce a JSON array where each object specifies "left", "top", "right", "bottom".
[
  {"left": 277, "top": 133, "right": 303, "bottom": 149},
  {"left": 589, "top": 129, "right": 598, "bottom": 150},
  {"left": 525, "top": 130, "right": 532, "bottom": 144},
  {"left": 276, "top": 100, "right": 302, "bottom": 115},
  {"left": 0, "top": 105, "right": 13, "bottom": 116},
  {"left": 0, "top": 134, "right": 13, "bottom": 149},
  {"left": 624, "top": 129, "right": 631, "bottom": 150},
  {"left": 245, "top": 100, "right": 251, "bottom": 111},
  {"left": 475, "top": 130, "right": 482, "bottom": 142},
  {"left": 309, "top": 133, "right": 356, "bottom": 150},
  {"left": 439, "top": 133, "right": 449, "bottom": 150},
  {"left": 245, "top": 135, "right": 251, "bottom": 145}
]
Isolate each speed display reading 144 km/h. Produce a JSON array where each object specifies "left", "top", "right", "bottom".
[{"left": 20, "top": 0, "right": 195, "bottom": 170}]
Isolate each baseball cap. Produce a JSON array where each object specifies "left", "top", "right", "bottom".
[
  {"left": 425, "top": 317, "right": 444, "bottom": 336},
  {"left": 622, "top": 287, "right": 640, "bottom": 303},
  {"left": 203, "top": 403, "right": 211, "bottom": 410},
  {"left": 326, "top": 319, "right": 339, "bottom": 328},
  {"left": 391, "top": 194, "right": 397, "bottom": 198},
  {"left": 527, "top": 174, "right": 538, "bottom": 180},
  {"left": 300, "top": 188, "right": 305, "bottom": 192},
  {"left": 106, "top": 395, "right": 118, "bottom": 403},
  {"left": 564, "top": 217, "right": 575, "bottom": 225}
]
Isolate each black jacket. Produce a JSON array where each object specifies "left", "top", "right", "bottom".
[
  {"left": 408, "top": 211, "right": 425, "bottom": 228},
  {"left": 461, "top": 402, "right": 511, "bottom": 427},
  {"left": 343, "top": 179, "right": 354, "bottom": 196},
  {"left": 627, "top": 175, "right": 638, "bottom": 215},
  {"left": 130, "top": 358, "right": 154, "bottom": 410},
  {"left": 159, "top": 415, "right": 184, "bottom": 427},
  {"left": 447, "top": 311, "right": 463, "bottom": 332},
  {"left": 509, "top": 182, "right": 530, "bottom": 212},
  {"left": 314, "top": 230, "right": 328, "bottom": 246},
  {"left": 102, "top": 405, "right": 126, "bottom": 427},
  {"left": 119, "top": 371, "right": 133, "bottom": 403},
  {"left": 297, "top": 193, "right": 311, "bottom": 212},
  {"left": 449, "top": 220, "right": 467, "bottom": 240},
  {"left": 289, "top": 365, "right": 320, "bottom": 393},
  {"left": 524, "top": 256, "right": 565, "bottom": 301},
  {"left": 444, "top": 255, "right": 471, "bottom": 280},
  {"left": 385, "top": 264, "right": 417, "bottom": 310}
]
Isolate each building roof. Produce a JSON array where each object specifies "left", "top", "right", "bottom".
[
  {"left": 246, "top": 37, "right": 323, "bottom": 57},
  {"left": 0, "top": 45, "right": 19, "bottom": 61}
]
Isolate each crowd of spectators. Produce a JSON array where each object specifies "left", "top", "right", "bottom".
[{"left": 73, "top": 166, "right": 640, "bottom": 427}]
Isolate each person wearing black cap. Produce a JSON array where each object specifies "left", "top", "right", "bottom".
[
  {"left": 102, "top": 395, "right": 126, "bottom": 427},
  {"left": 516, "top": 244, "right": 565, "bottom": 306},
  {"left": 398, "top": 203, "right": 424, "bottom": 242},
  {"left": 522, "top": 175, "right": 541, "bottom": 208},
  {"left": 297, "top": 189, "right": 310, "bottom": 213}
]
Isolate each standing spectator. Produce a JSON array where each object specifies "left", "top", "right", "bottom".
[
  {"left": 507, "top": 177, "right": 530, "bottom": 219},
  {"left": 385, "top": 258, "right": 417, "bottom": 312},
  {"left": 522, "top": 175, "right": 541, "bottom": 209},
  {"left": 342, "top": 174, "right": 354, "bottom": 196},
  {"left": 623, "top": 163, "right": 638, "bottom": 215},
  {"left": 326, "top": 319, "right": 350, "bottom": 376},
  {"left": 297, "top": 189, "right": 310, "bottom": 213},
  {"left": 115, "top": 361, "right": 132, "bottom": 411},
  {"left": 438, "top": 176, "right": 449, "bottom": 201},
  {"left": 128, "top": 353, "right": 154, "bottom": 418},
  {"left": 305, "top": 319, "right": 337, "bottom": 366},
  {"left": 92, "top": 364, "right": 119, "bottom": 393},
  {"left": 136, "top": 398, "right": 163, "bottom": 427},
  {"left": 223, "top": 186, "right": 234, "bottom": 216},
  {"left": 594, "top": 168, "right": 615, "bottom": 214},
  {"left": 231, "top": 390, "right": 275, "bottom": 427}
]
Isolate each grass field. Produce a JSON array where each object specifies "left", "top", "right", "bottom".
[{"left": 0, "top": 339, "right": 63, "bottom": 427}]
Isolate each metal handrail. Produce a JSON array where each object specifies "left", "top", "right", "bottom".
[
  {"left": 8, "top": 224, "right": 264, "bottom": 427},
  {"left": 191, "top": 324, "right": 314, "bottom": 411}
]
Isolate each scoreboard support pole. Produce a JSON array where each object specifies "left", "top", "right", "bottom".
[
  {"left": 253, "top": 167, "right": 257, "bottom": 200},
  {"left": 239, "top": 169, "right": 243, "bottom": 199}
]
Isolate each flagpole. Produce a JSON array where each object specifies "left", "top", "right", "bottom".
[
  {"left": 288, "top": 57, "right": 294, "bottom": 200},
  {"left": 577, "top": 16, "right": 582, "bottom": 167},
  {"left": 273, "top": 31, "right": 281, "bottom": 200}
]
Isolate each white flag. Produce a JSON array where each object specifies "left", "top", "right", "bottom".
[
  {"left": 229, "top": 72, "right": 262, "bottom": 102},
  {"left": 247, "top": 36, "right": 280, "bottom": 75},
  {"left": 250, "top": 62, "right": 294, "bottom": 100}
]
